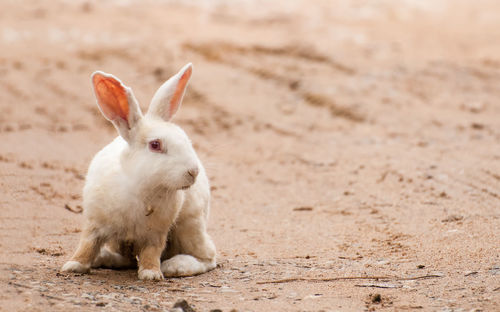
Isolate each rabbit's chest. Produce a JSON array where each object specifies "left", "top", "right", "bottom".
[{"left": 120, "top": 191, "right": 184, "bottom": 239}]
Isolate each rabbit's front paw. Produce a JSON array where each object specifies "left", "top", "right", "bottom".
[
  {"left": 61, "top": 260, "right": 90, "bottom": 273},
  {"left": 138, "top": 269, "right": 164, "bottom": 281}
]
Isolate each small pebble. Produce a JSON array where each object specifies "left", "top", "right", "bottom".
[
  {"left": 173, "top": 299, "right": 195, "bottom": 312},
  {"left": 371, "top": 293, "right": 382, "bottom": 303}
]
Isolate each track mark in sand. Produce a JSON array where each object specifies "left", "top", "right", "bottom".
[
  {"left": 302, "top": 92, "right": 364, "bottom": 122},
  {"left": 370, "top": 232, "right": 413, "bottom": 257},
  {"left": 248, "top": 44, "right": 355, "bottom": 74},
  {"left": 32, "top": 246, "right": 64, "bottom": 257},
  {"left": 483, "top": 169, "right": 500, "bottom": 182},
  {"left": 181, "top": 86, "right": 243, "bottom": 135},
  {"left": 251, "top": 118, "right": 301, "bottom": 138},
  {"left": 183, "top": 85, "right": 302, "bottom": 137},
  {"left": 42, "top": 80, "right": 78, "bottom": 100},
  {"left": 183, "top": 42, "right": 355, "bottom": 74},
  {"left": 2, "top": 82, "right": 26, "bottom": 98},
  {"left": 185, "top": 42, "right": 364, "bottom": 123},
  {"left": 257, "top": 273, "right": 443, "bottom": 285},
  {"left": 452, "top": 173, "right": 500, "bottom": 201},
  {"left": 30, "top": 183, "right": 63, "bottom": 202},
  {"left": 40, "top": 161, "right": 60, "bottom": 171},
  {"left": 18, "top": 161, "right": 34, "bottom": 169},
  {"left": 0, "top": 154, "right": 14, "bottom": 163},
  {"left": 76, "top": 47, "right": 135, "bottom": 62},
  {"left": 184, "top": 42, "right": 300, "bottom": 89},
  {"left": 288, "top": 154, "right": 337, "bottom": 168},
  {"left": 474, "top": 185, "right": 500, "bottom": 200},
  {"left": 64, "top": 167, "right": 85, "bottom": 180},
  {"left": 247, "top": 67, "right": 299, "bottom": 90}
]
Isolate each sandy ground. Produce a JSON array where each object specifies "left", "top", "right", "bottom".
[{"left": 0, "top": 0, "right": 499, "bottom": 311}]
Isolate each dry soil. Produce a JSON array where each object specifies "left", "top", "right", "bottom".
[{"left": 0, "top": 0, "right": 499, "bottom": 311}]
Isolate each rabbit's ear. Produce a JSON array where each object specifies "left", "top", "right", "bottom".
[
  {"left": 147, "top": 63, "right": 192, "bottom": 121},
  {"left": 91, "top": 71, "right": 142, "bottom": 142}
]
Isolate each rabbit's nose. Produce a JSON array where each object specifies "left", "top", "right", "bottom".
[{"left": 187, "top": 167, "right": 199, "bottom": 180}]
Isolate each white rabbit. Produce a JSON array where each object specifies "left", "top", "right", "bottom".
[{"left": 61, "top": 63, "right": 216, "bottom": 280}]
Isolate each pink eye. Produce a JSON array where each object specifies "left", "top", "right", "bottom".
[{"left": 149, "top": 140, "right": 162, "bottom": 153}]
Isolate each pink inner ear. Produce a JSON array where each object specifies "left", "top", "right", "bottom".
[
  {"left": 168, "top": 66, "right": 192, "bottom": 118},
  {"left": 93, "top": 74, "right": 129, "bottom": 123}
]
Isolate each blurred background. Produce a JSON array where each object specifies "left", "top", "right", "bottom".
[{"left": 1, "top": 0, "right": 499, "bottom": 311}]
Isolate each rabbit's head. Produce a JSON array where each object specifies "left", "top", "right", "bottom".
[{"left": 91, "top": 64, "right": 199, "bottom": 191}]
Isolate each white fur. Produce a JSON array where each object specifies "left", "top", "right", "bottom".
[
  {"left": 61, "top": 261, "right": 89, "bottom": 273},
  {"left": 61, "top": 63, "right": 216, "bottom": 280},
  {"left": 138, "top": 269, "right": 164, "bottom": 281},
  {"left": 161, "top": 254, "right": 216, "bottom": 277},
  {"left": 91, "top": 246, "right": 134, "bottom": 269}
]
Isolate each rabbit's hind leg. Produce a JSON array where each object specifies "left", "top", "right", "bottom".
[
  {"left": 61, "top": 227, "right": 104, "bottom": 273},
  {"left": 92, "top": 240, "right": 136, "bottom": 269},
  {"left": 161, "top": 215, "right": 216, "bottom": 277}
]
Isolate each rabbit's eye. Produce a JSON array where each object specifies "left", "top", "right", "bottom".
[{"left": 149, "top": 140, "right": 163, "bottom": 153}]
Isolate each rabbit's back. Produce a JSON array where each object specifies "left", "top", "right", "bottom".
[{"left": 83, "top": 137, "right": 136, "bottom": 219}]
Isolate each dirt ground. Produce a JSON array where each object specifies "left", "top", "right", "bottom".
[{"left": 0, "top": 0, "right": 499, "bottom": 311}]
